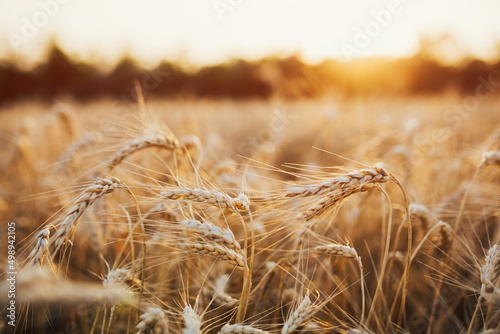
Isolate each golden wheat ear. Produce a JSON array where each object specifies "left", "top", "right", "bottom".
[
  {"left": 219, "top": 324, "right": 270, "bottom": 334},
  {"left": 182, "top": 305, "right": 202, "bottom": 334},
  {"left": 136, "top": 307, "right": 169, "bottom": 334},
  {"left": 281, "top": 291, "right": 312, "bottom": 334}
]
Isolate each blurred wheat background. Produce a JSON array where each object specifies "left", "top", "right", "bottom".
[{"left": 1, "top": 1, "right": 500, "bottom": 334}]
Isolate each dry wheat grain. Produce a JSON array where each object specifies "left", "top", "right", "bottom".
[
  {"left": 220, "top": 324, "right": 270, "bottom": 334},
  {"left": 481, "top": 244, "right": 500, "bottom": 295},
  {"left": 161, "top": 189, "right": 249, "bottom": 213},
  {"left": 297, "top": 184, "right": 375, "bottom": 221},
  {"left": 482, "top": 151, "right": 500, "bottom": 167},
  {"left": 313, "top": 243, "right": 358, "bottom": 258},
  {"left": 183, "top": 305, "right": 202, "bottom": 334},
  {"left": 180, "top": 219, "right": 241, "bottom": 250},
  {"left": 285, "top": 166, "right": 392, "bottom": 198},
  {"left": 206, "top": 274, "right": 238, "bottom": 306},
  {"left": 137, "top": 307, "right": 168, "bottom": 334},
  {"left": 27, "top": 227, "right": 50, "bottom": 266},
  {"left": 51, "top": 177, "right": 125, "bottom": 252},
  {"left": 436, "top": 222, "right": 454, "bottom": 254},
  {"left": 108, "top": 131, "right": 178, "bottom": 171},
  {"left": 409, "top": 203, "right": 437, "bottom": 232},
  {"left": 182, "top": 242, "right": 245, "bottom": 270},
  {"left": 282, "top": 291, "right": 312, "bottom": 334}
]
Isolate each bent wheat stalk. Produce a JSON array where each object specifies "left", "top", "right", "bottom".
[
  {"left": 286, "top": 166, "right": 393, "bottom": 198},
  {"left": 314, "top": 243, "right": 365, "bottom": 323},
  {"left": 289, "top": 166, "right": 396, "bottom": 222},
  {"left": 27, "top": 177, "right": 126, "bottom": 267},
  {"left": 108, "top": 131, "right": 178, "bottom": 172},
  {"left": 52, "top": 177, "right": 125, "bottom": 252}
]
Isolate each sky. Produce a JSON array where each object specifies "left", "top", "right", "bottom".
[{"left": 0, "top": 0, "right": 500, "bottom": 67}]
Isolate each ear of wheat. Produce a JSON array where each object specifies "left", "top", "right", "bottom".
[
  {"left": 108, "top": 131, "right": 178, "bottom": 171},
  {"left": 409, "top": 203, "right": 436, "bottom": 232},
  {"left": 56, "top": 131, "right": 96, "bottom": 173},
  {"left": 220, "top": 324, "right": 270, "bottom": 334},
  {"left": 183, "top": 305, "right": 202, "bottom": 334},
  {"left": 161, "top": 189, "right": 249, "bottom": 213},
  {"left": 52, "top": 177, "right": 125, "bottom": 251},
  {"left": 181, "top": 242, "right": 245, "bottom": 270},
  {"left": 103, "top": 268, "right": 138, "bottom": 292},
  {"left": 205, "top": 274, "right": 238, "bottom": 306},
  {"left": 482, "top": 150, "right": 500, "bottom": 167},
  {"left": 285, "top": 166, "right": 393, "bottom": 198},
  {"left": 313, "top": 243, "right": 365, "bottom": 322},
  {"left": 281, "top": 291, "right": 312, "bottom": 334},
  {"left": 481, "top": 244, "right": 500, "bottom": 295},
  {"left": 27, "top": 227, "right": 50, "bottom": 266},
  {"left": 180, "top": 219, "right": 241, "bottom": 251},
  {"left": 297, "top": 183, "right": 375, "bottom": 221},
  {"left": 28, "top": 177, "right": 125, "bottom": 266},
  {"left": 346, "top": 329, "right": 371, "bottom": 334},
  {"left": 313, "top": 243, "right": 358, "bottom": 258},
  {"left": 436, "top": 222, "right": 454, "bottom": 254},
  {"left": 137, "top": 307, "right": 168, "bottom": 334}
]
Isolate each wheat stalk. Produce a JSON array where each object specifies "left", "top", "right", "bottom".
[
  {"left": 220, "top": 324, "right": 270, "bottom": 334},
  {"left": 137, "top": 307, "right": 168, "bottom": 334},
  {"left": 108, "top": 131, "right": 178, "bottom": 171},
  {"left": 314, "top": 243, "right": 365, "bottom": 323},
  {"left": 281, "top": 291, "right": 312, "bottom": 334}
]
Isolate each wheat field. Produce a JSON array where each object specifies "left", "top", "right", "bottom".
[{"left": 1, "top": 94, "right": 500, "bottom": 333}]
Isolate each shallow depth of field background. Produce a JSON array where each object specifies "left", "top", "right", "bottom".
[{"left": 1, "top": 1, "right": 500, "bottom": 334}]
